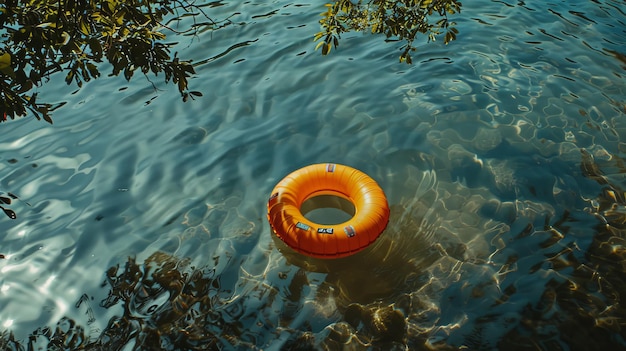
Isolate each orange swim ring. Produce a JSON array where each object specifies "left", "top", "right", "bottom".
[{"left": 267, "top": 163, "right": 390, "bottom": 259}]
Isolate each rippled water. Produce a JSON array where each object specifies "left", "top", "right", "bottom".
[{"left": 1, "top": 0, "right": 626, "bottom": 350}]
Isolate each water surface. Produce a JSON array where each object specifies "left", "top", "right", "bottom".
[{"left": 1, "top": 0, "right": 626, "bottom": 349}]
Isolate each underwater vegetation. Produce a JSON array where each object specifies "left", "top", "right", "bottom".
[{"left": 0, "top": 150, "right": 625, "bottom": 350}]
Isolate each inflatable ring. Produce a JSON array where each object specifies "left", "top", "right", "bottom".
[{"left": 267, "top": 163, "right": 390, "bottom": 259}]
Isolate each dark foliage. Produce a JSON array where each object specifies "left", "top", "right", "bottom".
[
  {"left": 315, "top": 0, "right": 462, "bottom": 63},
  {"left": 0, "top": 0, "right": 210, "bottom": 123}
]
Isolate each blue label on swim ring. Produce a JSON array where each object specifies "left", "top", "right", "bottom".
[{"left": 296, "top": 222, "right": 310, "bottom": 231}]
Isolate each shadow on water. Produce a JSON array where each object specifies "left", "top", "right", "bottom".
[
  {"left": 488, "top": 150, "right": 626, "bottom": 350},
  {"left": 272, "top": 169, "right": 462, "bottom": 299},
  {"left": 0, "top": 166, "right": 456, "bottom": 350},
  {"left": 0, "top": 170, "right": 457, "bottom": 350}
]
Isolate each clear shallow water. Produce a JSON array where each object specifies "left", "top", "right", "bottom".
[{"left": 1, "top": 0, "right": 626, "bottom": 350}]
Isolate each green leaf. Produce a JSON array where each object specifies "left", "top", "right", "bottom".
[
  {"left": 322, "top": 42, "right": 331, "bottom": 55},
  {"left": 314, "top": 32, "right": 325, "bottom": 42},
  {"left": 65, "top": 70, "right": 74, "bottom": 85}
]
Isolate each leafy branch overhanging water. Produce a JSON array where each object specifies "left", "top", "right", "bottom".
[
  {"left": 1, "top": 0, "right": 463, "bottom": 124},
  {"left": 315, "top": 0, "right": 462, "bottom": 63},
  {"left": 0, "top": 0, "right": 217, "bottom": 123}
]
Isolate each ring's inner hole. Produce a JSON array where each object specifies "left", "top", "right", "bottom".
[{"left": 301, "top": 195, "right": 355, "bottom": 225}]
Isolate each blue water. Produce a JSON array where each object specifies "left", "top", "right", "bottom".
[{"left": 1, "top": 0, "right": 626, "bottom": 349}]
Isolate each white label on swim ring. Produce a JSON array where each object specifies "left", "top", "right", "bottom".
[
  {"left": 344, "top": 225, "right": 356, "bottom": 237},
  {"left": 326, "top": 164, "right": 336, "bottom": 172},
  {"left": 317, "top": 228, "right": 334, "bottom": 234}
]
